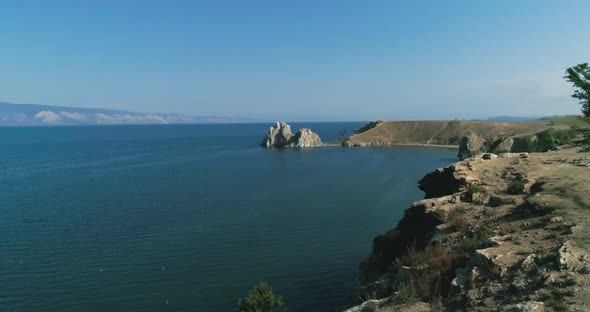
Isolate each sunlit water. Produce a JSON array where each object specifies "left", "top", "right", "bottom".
[{"left": 0, "top": 123, "right": 456, "bottom": 311}]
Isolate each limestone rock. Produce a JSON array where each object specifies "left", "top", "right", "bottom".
[
  {"left": 559, "top": 241, "right": 589, "bottom": 272},
  {"left": 521, "top": 254, "right": 539, "bottom": 272},
  {"left": 260, "top": 122, "right": 322, "bottom": 148},
  {"left": 493, "top": 136, "right": 537, "bottom": 153},
  {"left": 343, "top": 299, "right": 384, "bottom": 312},
  {"left": 493, "top": 137, "right": 515, "bottom": 153},
  {"left": 418, "top": 163, "right": 478, "bottom": 198},
  {"left": 514, "top": 301, "right": 544, "bottom": 312},
  {"left": 291, "top": 128, "right": 322, "bottom": 147},
  {"left": 261, "top": 121, "right": 293, "bottom": 147},
  {"left": 482, "top": 153, "right": 497, "bottom": 160},
  {"left": 458, "top": 131, "right": 487, "bottom": 160}
]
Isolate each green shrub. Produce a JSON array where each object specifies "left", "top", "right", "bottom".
[
  {"left": 467, "top": 184, "right": 486, "bottom": 194},
  {"left": 520, "top": 129, "right": 575, "bottom": 152},
  {"left": 458, "top": 224, "right": 494, "bottom": 254},
  {"left": 463, "top": 184, "right": 486, "bottom": 203},
  {"left": 238, "top": 281, "right": 286, "bottom": 312},
  {"left": 507, "top": 180, "right": 526, "bottom": 195}
]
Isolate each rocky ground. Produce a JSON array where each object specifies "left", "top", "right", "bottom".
[{"left": 345, "top": 143, "right": 590, "bottom": 311}]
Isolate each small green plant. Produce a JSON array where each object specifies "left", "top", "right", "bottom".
[
  {"left": 463, "top": 184, "right": 486, "bottom": 202},
  {"left": 458, "top": 224, "right": 494, "bottom": 254},
  {"left": 511, "top": 202, "right": 554, "bottom": 220},
  {"left": 507, "top": 180, "right": 526, "bottom": 195},
  {"left": 238, "top": 281, "right": 286, "bottom": 312},
  {"left": 467, "top": 184, "right": 486, "bottom": 194}
]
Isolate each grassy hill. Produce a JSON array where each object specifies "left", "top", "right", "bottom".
[{"left": 344, "top": 119, "right": 564, "bottom": 147}]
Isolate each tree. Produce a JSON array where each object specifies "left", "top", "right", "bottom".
[
  {"left": 238, "top": 281, "right": 286, "bottom": 312},
  {"left": 338, "top": 128, "right": 349, "bottom": 144},
  {"left": 564, "top": 63, "right": 590, "bottom": 117}
]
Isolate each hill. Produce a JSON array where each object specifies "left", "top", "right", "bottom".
[
  {"left": 344, "top": 120, "right": 559, "bottom": 147},
  {"left": 0, "top": 101, "right": 253, "bottom": 126}
]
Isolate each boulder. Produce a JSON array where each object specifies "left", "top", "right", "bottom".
[
  {"left": 482, "top": 153, "right": 497, "bottom": 160},
  {"left": 291, "top": 128, "right": 322, "bottom": 147},
  {"left": 558, "top": 241, "right": 589, "bottom": 272},
  {"left": 458, "top": 131, "right": 487, "bottom": 160},
  {"left": 514, "top": 301, "right": 544, "bottom": 312},
  {"left": 418, "top": 163, "right": 478, "bottom": 198},
  {"left": 493, "top": 137, "right": 515, "bottom": 153},
  {"left": 261, "top": 121, "right": 293, "bottom": 147}
]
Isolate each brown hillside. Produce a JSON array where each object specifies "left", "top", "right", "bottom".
[{"left": 344, "top": 120, "right": 551, "bottom": 146}]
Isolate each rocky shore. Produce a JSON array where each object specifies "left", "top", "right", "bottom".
[{"left": 346, "top": 143, "right": 590, "bottom": 311}]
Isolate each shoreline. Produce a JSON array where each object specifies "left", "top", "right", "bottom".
[{"left": 323, "top": 142, "right": 458, "bottom": 149}]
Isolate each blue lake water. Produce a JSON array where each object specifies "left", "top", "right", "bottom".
[{"left": 0, "top": 123, "right": 456, "bottom": 311}]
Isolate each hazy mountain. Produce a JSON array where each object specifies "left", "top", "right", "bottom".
[
  {"left": 485, "top": 116, "right": 543, "bottom": 122},
  {"left": 0, "top": 101, "right": 256, "bottom": 126}
]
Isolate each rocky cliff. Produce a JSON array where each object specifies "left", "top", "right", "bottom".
[
  {"left": 347, "top": 144, "right": 590, "bottom": 311},
  {"left": 261, "top": 121, "right": 322, "bottom": 148}
]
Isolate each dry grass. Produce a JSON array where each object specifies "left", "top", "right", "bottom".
[
  {"left": 394, "top": 246, "right": 462, "bottom": 303},
  {"left": 448, "top": 215, "right": 469, "bottom": 234}
]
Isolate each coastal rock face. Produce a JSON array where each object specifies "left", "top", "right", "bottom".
[
  {"left": 260, "top": 122, "right": 322, "bottom": 148},
  {"left": 457, "top": 131, "right": 487, "bottom": 160},
  {"left": 351, "top": 145, "right": 590, "bottom": 311},
  {"left": 492, "top": 136, "right": 536, "bottom": 153},
  {"left": 261, "top": 121, "right": 294, "bottom": 147},
  {"left": 292, "top": 128, "right": 322, "bottom": 147},
  {"left": 418, "top": 163, "right": 477, "bottom": 199}
]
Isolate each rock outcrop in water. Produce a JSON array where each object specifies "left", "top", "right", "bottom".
[
  {"left": 291, "top": 128, "right": 322, "bottom": 147},
  {"left": 261, "top": 121, "right": 322, "bottom": 148},
  {"left": 261, "top": 121, "right": 294, "bottom": 147}
]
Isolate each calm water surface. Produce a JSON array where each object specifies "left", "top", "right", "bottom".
[{"left": 0, "top": 123, "right": 456, "bottom": 311}]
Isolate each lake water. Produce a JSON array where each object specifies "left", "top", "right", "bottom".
[{"left": 0, "top": 123, "right": 456, "bottom": 311}]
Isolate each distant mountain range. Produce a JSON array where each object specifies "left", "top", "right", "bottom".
[{"left": 0, "top": 101, "right": 257, "bottom": 126}]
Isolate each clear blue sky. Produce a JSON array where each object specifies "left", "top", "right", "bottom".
[{"left": 1, "top": 0, "right": 589, "bottom": 121}]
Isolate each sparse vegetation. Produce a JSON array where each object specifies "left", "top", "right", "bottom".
[
  {"left": 448, "top": 215, "right": 469, "bottom": 234},
  {"left": 238, "top": 281, "right": 286, "bottom": 312},
  {"left": 462, "top": 184, "right": 486, "bottom": 203},
  {"left": 393, "top": 246, "right": 462, "bottom": 303},
  {"left": 520, "top": 129, "right": 576, "bottom": 153},
  {"left": 337, "top": 128, "right": 349, "bottom": 145},
  {"left": 458, "top": 224, "right": 494, "bottom": 254},
  {"left": 511, "top": 201, "right": 554, "bottom": 219}
]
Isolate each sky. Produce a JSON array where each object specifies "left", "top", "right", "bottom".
[{"left": 1, "top": 0, "right": 589, "bottom": 121}]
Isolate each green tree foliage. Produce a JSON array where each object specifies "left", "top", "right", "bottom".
[
  {"left": 337, "top": 128, "right": 349, "bottom": 144},
  {"left": 238, "top": 281, "right": 286, "bottom": 312},
  {"left": 564, "top": 63, "right": 590, "bottom": 117}
]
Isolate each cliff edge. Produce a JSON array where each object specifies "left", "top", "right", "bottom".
[{"left": 347, "top": 141, "right": 590, "bottom": 311}]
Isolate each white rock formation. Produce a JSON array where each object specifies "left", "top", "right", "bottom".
[{"left": 261, "top": 122, "right": 322, "bottom": 148}]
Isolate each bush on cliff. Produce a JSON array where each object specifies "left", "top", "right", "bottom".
[
  {"left": 238, "top": 281, "right": 286, "bottom": 312},
  {"left": 516, "top": 129, "right": 576, "bottom": 153},
  {"left": 393, "top": 246, "right": 462, "bottom": 303},
  {"left": 507, "top": 180, "right": 526, "bottom": 195}
]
